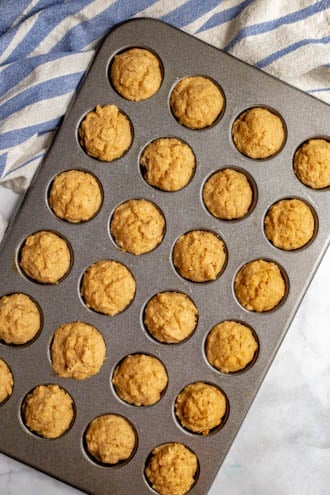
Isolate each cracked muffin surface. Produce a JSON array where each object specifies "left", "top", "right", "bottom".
[
  {"left": 235, "top": 259, "right": 286, "bottom": 312},
  {"left": 79, "top": 104, "right": 132, "bottom": 161},
  {"left": 170, "top": 76, "right": 224, "bottom": 129},
  {"left": 49, "top": 170, "right": 102, "bottom": 223},
  {"left": 20, "top": 231, "right": 71, "bottom": 284},
  {"left": 140, "top": 138, "right": 195, "bottom": 191},
  {"left": 264, "top": 198, "right": 315, "bottom": 250},
  {"left": 111, "top": 199, "right": 165, "bottom": 255},
  {"left": 173, "top": 230, "right": 226, "bottom": 282},
  {"left": 0, "top": 358, "right": 14, "bottom": 404},
  {"left": 22, "top": 384, "right": 74, "bottom": 439},
  {"left": 112, "top": 354, "right": 167, "bottom": 406},
  {"left": 203, "top": 168, "right": 253, "bottom": 219},
  {"left": 81, "top": 260, "right": 135, "bottom": 316},
  {"left": 232, "top": 107, "right": 285, "bottom": 159},
  {"left": 85, "top": 414, "right": 136, "bottom": 464},
  {"left": 144, "top": 291, "right": 198, "bottom": 343},
  {"left": 175, "top": 382, "right": 226, "bottom": 434},
  {"left": 293, "top": 138, "right": 330, "bottom": 189},
  {"left": 111, "top": 48, "right": 162, "bottom": 101},
  {"left": 145, "top": 442, "right": 198, "bottom": 495},
  {"left": 0, "top": 293, "right": 41, "bottom": 345},
  {"left": 206, "top": 320, "right": 258, "bottom": 372},
  {"left": 51, "top": 321, "right": 106, "bottom": 380}
]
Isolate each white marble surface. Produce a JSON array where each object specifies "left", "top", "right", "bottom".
[{"left": 0, "top": 184, "right": 329, "bottom": 495}]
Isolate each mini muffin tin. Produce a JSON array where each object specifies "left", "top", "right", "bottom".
[{"left": 0, "top": 18, "right": 329, "bottom": 495}]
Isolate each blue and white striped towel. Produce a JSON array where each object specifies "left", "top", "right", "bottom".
[{"left": 0, "top": 0, "right": 329, "bottom": 193}]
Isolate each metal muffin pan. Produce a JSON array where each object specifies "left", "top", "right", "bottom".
[{"left": 0, "top": 18, "right": 329, "bottom": 495}]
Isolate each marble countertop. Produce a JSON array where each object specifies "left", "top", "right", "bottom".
[{"left": 0, "top": 184, "right": 329, "bottom": 495}]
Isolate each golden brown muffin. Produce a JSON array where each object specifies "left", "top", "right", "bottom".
[
  {"left": 110, "top": 199, "right": 165, "bottom": 255},
  {"left": 145, "top": 442, "right": 198, "bottom": 495},
  {"left": 22, "top": 384, "right": 74, "bottom": 439},
  {"left": 0, "top": 358, "right": 14, "bottom": 404},
  {"left": 51, "top": 321, "right": 106, "bottom": 380},
  {"left": 173, "top": 230, "right": 226, "bottom": 282},
  {"left": 175, "top": 382, "right": 227, "bottom": 435},
  {"left": 264, "top": 198, "right": 315, "bottom": 250},
  {"left": 293, "top": 138, "right": 330, "bottom": 189},
  {"left": 81, "top": 260, "right": 136, "bottom": 316},
  {"left": 170, "top": 76, "right": 224, "bottom": 129},
  {"left": 235, "top": 259, "right": 286, "bottom": 312},
  {"left": 85, "top": 414, "right": 136, "bottom": 464},
  {"left": 49, "top": 170, "right": 102, "bottom": 223},
  {"left": 206, "top": 320, "right": 258, "bottom": 373},
  {"left": 0, "top": 293, "right": 41, "bottom": 345},
  {"left": 112, "top": 354, "right": 168, "bottom": 406},
  {"left": 232, "top": 107, "right": 285, "bottom": 159},
  {"left": 20, "top": 231, "right": 71, "bottom": 284},
  {"left": 110, "top": 48, "right": 162, "bottom": 101},
  {"left": 140, "top": 138, "right": 195, "bottom": 191},
  {"left": 144, "top": 291, "right": 198, "bottom": 343},
  {"left": 203, "top": 168, "right": 253, "bottom": 220},
  {"left": 79, "top": 104, "right": 132, "bottom": 161}
]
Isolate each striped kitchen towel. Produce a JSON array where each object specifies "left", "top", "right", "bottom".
[{"left": 0, "top": 0, "right": 329, "bottom": 193}]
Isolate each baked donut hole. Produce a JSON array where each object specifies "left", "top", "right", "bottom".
[
  {"left": 50, "top": 321, "right": 106, "bottom": 380},
  {"left": 110, "top": 199, "right": 166, "bottom": 255},
  {"left": 0, "top": 358, "right": 14, "bottom": 405},
  {"left": 80, "top": 260, "right": 136, "bottom": 316},
  {"left": 112, "top": 353, "right": 168, "bottom": 406}
]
